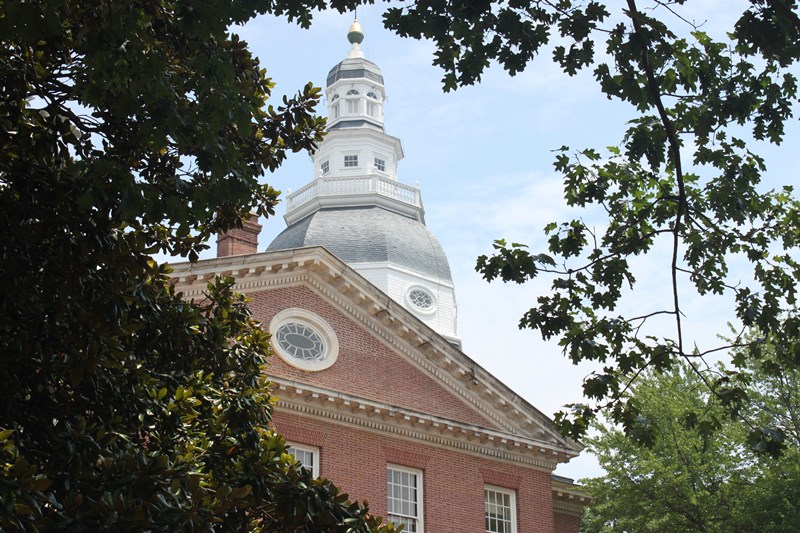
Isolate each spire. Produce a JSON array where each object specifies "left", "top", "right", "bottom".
[
  {"left": 267, "top": 20, "right": 460, "bottom": 345},
  {"left": 347, "top": 19, "right": 365, "bottom": 59}
]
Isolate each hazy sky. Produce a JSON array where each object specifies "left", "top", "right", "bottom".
[{"left": 185, "top": 2, "right": 799, "bottom": 480}]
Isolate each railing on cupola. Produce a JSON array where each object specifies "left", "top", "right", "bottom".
[{"left": 284, "top": 175, "right": 424, "bottom": 224}]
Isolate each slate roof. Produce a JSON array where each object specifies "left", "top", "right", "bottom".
[
  {"left": 326, "top": 58, "right": 384, "bottom": 86},
  {"left": 267, "top": 206, "right": 453, "bottom": 282}
]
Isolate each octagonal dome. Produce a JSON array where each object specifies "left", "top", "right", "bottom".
[{"left": 266, "top": 206, "right": 452, "bottom": 282}]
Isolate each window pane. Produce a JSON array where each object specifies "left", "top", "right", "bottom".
[
  {"left": 388, "top": 467, "right": 421, "bottom": 532},
  {"left": 485, "top": 487, "right": 514, "bottom": 533},
  {"left": 287, "top": 445, "right": 318, "bottom": 478}
]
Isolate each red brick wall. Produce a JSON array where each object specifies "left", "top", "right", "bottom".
[
  {"left": 273, "top": 411, "right": 557, "bottom": 532},
  {"left": 554, "top": 512, "right": 581, "bottom": 533},
  {"left": 249, "top": 286, "right": 498, "bottom": 430}
]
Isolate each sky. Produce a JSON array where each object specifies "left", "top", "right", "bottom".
[{"left": 180, "top": 2, "right": 799, "bottom": 481}]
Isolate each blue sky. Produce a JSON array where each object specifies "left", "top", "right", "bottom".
[{"left": 193, "top": 3, "right": 800, "bottom": 480}]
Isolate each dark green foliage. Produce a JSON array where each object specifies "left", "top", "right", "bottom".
[{"left": 0, "top": 0, "right": 395, "bottom": 530}]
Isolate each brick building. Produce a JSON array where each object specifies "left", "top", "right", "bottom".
[{"left": 172, "top": 21, "right": 588, "bottom": 532}]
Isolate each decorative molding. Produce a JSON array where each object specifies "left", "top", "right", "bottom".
[
  {"left": 169, "top": 247, "right": 582, "bottom": 457},
  {"left": 272, "top": 381, "right": 569, "bottom": 471},
  {"left": 552, "top": 500, "right": 587, "bottom": 517},
  {"left": 552, "top": 477, "right": 591, "bottom": 515}
]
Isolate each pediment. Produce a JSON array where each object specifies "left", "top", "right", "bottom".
[{"left": 170, "top": 247, "right": 581, "bottom": 460}]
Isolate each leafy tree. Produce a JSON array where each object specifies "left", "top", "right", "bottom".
[
  {"left": 0, "top": 0, "right": 395, "bottom": 530},
  {"left": 581, "top": 356, "right": 800, "bottom": 533},
  {"left": 375, "top": 0, "right": 800, "bottom": 445}
]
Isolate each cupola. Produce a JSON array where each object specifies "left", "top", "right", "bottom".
[{"left": 268, "top": 22, "right": 460, "bottom": 347}]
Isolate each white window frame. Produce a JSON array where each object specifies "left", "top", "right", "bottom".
[
  {"left": 484, "top": 485, "right": 517, "bottom": 533},
  {"left": 406, "top": 285, "right": 437, "bottom": 315},
  {"left": 320, "top": 160, "right": 330, "bottom": 176},
  {"left": 374, "top": 157, "right": 386, "bottom": 172},
  {"left": 287, "top": 443, "right": 320, "bottom": 478},
  {"left": 269, "top": 308, "right": 339, "bottom": 372},
  {"left": 387, "top": 465, "right": 424, "bottom": 532},
  {"left": 344, "top": 154, "right": 358, "bottom": 168}
]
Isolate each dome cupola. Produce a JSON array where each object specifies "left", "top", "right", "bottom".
[{"left": 268, "top": 22, "right": 460, "bottom": 345}]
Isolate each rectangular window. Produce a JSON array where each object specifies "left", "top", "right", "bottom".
[
  {"left": 347, "top": 99, "right": 359, "bottom": 114},
  {"left": 331, "top": 103, "right": 339, "bottom": 119},
  {"left": 320, "top": 160, "right": 329, "bottom": 175},
  {"left": 374, "top": 158, "right": 386, "bottom": 172},
  {"left": 367, "top": 101, "right": 377, "bottom": 118},
  {"left": 344, "top": 155, "right": 358, "bottom": 168},
  {"left": 485, "top": 486, "right": 516, "bottom": 533},
  {"left": 387, "top": 466, "right": 423, "bottom": 532},
  {"left": 287, "top": 444, "right": 319, "bottom": 478}
]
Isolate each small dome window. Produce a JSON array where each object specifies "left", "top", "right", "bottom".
[
  {"left": 331, "top": 94, "right": 339, "bottom": 101},
  {"left": 367, "top": 91, "right": 379, "bottom": 100},
  {"left": 407, "top": 286, "right": 436, "bottom": 314},
  {"left": 346, "top": 89, "right": 360, "bottom": 96}
]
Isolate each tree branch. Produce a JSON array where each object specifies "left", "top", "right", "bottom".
[{"left": 626, "top": 0, "right": 687, "bottom": 355}]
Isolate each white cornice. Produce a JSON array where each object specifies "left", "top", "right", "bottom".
[
  {"left": 272, "top": 379, "right": 570, "bottom": 470},
  {"left": 170, "top": 247, "right": 583, "bottom": 457}
]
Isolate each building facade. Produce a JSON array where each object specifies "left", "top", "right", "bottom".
[{"left": 171, "top": 21, "right": 588, "bottom": 532}]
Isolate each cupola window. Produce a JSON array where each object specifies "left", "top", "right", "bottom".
[
  {"left": 374, "top": 158, "right": 386, "bottom": 172},
  {"left": 321, "top": 160, "right": 330, "bottom": 175},
  {"left": 345, "top": 89, "right": 361, "bottom": 114},
  {"left": 367, "top": 91, "right": 378, "bottom": 100},
  {"left": 344, "top": 155, "right": 358, "bottom": 168}
]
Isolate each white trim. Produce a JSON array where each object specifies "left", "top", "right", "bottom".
[
  {"left": 169, "top": 247, "right": 583, "bottom": 454},
  {"left": 387, "top": 465, "right": 424, "bottom": 532},
  {"left": 344, "top": 153, "right": 359, "bottom": 168},
  {"left": 484, "top": 485, "right": 517, "bottom": 533},
  {"left": 287, "top": 442, "right": 320, "bottom": 478},
  {"left": 406, "top": 285, "right": 437, "bottom": 315},
  {"left": 269, "top": 308, "right": 339, "bottom": 372}
]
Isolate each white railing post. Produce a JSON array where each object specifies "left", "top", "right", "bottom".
[{"left": 284, "top": 175, "right": 422, "bottom": 216}]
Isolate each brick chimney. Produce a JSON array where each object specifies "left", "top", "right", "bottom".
[{"left": 216, "top": 214, "right": 262, "bottom": 257}]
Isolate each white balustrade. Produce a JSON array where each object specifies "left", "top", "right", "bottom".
[{"left": 286, "top": 175, "right": 421, "bottom": 213}]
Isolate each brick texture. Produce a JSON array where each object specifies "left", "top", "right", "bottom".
[
  {"left": 216, "top": 216, "right": 262, "bottom": 257},
  {"left": 240, "top": 280, "right": 581, "bottom": 533},
  {"left": 273, "top": 411, "right": 557, "bottom": 533},
  {"left": 554, "top": 512, "right": 581, "bottom": 533},
  {"left": 249, "top": 286, "right": 498, "bottom": 429}
]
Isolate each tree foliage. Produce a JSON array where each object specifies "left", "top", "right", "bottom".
[
  {"left": 0, "top": 0, "right": 395, "bottom": 529},
  {"left": 581, "top": 353, "right": 800, "bottom": 532},
  {"left": 372, "top": 0, "right": 800, "bottom": 446}
]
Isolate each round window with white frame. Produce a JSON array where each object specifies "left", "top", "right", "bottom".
[
  {"left": 406, "top": 286, "right": 437, "bottom": 315},
  {"left": 270, "top": 308, "right": 339, "bottom": 371}
]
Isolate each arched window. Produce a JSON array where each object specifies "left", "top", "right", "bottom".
[
  {"left": 331, "top": 94, "right": 339, "bottom": 101},
  {"left": 346, "top": 89, "right": 360, "bottom": 96},
  {"left": 367, "top": 91, "right": 378, "bottom": 100}
]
